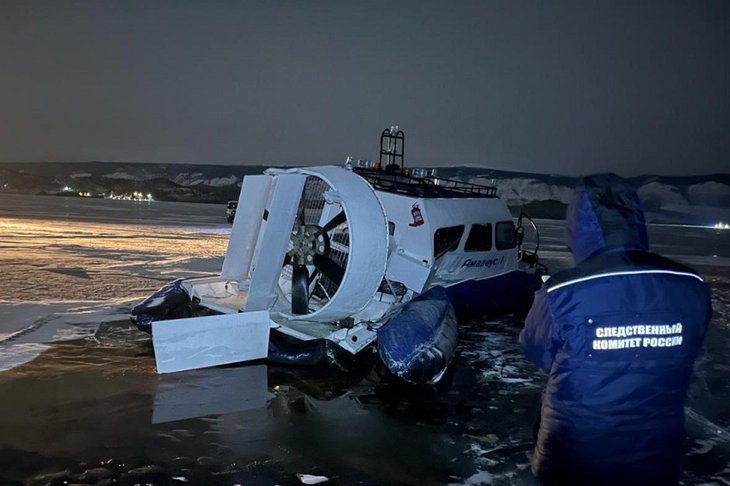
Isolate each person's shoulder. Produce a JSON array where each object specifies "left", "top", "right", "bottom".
[
  {"left": 545, "top": 250, "right": 703, "bottom": 292},
  {"left": 622, "top": 250, "right": 703, "bottom": 278}
]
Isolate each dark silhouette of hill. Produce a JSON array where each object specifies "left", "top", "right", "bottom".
[{"left": 0, "top": 162, "right": 727, "bottom": 221}]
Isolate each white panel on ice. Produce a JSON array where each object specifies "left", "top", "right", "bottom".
[
  {"left": 152, "top": 311, "right": 271, "bottom": 374},
  {"left": 246, "top": 174, "right": 306, "bottom": 311},
  {"left": 221, "top": 174, "right": 273, "bottom": 281}
]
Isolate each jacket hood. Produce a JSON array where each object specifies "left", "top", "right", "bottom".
[{"left": 566, "top": 175, "right": 648, "bottom": 263}]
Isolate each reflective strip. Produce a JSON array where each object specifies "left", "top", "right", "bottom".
[{"left": 546, "top": 270, "right": 704, "bottom": 293}]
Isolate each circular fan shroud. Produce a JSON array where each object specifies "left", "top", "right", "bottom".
[{"left": 278, "top": 166, "right": 389, "bottom": 322}]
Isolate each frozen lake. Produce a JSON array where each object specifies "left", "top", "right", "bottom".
[{"left": 0, "top": 193, "right": 729, "bottom": 485}]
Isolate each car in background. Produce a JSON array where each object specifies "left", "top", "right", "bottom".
[{"left": 226, "top": 200, "right": 237, "bottom": 223}]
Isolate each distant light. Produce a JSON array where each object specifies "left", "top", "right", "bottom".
[
  {"left": 714, "top": 222, "right": 729, "bottom": 230},
  {"left": 147, "top": 193, "right": 152, "bottom": 199}
]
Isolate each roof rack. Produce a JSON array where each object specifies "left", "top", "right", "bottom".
[
  {"left": 353, "top": 167, "right": 497, "bottom": 199},
  {"left": 350, "top": 127, "right": 498, "bottom": 198}
]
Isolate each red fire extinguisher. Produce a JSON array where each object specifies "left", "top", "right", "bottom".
[{"left": 409, "top": 203, "right": 424, "bottom": 227}]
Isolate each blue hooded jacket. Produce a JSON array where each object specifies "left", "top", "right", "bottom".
[{"left": 520, "top": 176, "right": 712, "bottom": 486}]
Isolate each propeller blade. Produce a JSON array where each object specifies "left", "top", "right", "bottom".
[
  {"left": 308, "top": 268, "right": 320, "bottom": 286},
  {"left": 291, "top": 264, "right": 310, "bottom": 314},
  {"left": 313, "top": 254, "right": 345, "bottom": 284},
  {"left": 298, "top": 183, "right": 307, "bottom": 225},
  {"left": 316, "top": 210, "right": 346, "bottom": 236}
]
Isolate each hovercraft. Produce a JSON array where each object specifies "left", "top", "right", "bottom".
[{"left": 132, "top": 128, "right": 544, "bottom": 384}]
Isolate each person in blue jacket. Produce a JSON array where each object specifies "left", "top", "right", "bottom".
[{"left": 520, "top": 176, "right": 712, "bottom": 486}]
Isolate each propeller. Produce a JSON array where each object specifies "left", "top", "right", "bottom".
[
  {"left": 315, "top": 210, "right": 346, "bottom": 236},
  {"left": 291, "top": 260, "right": 309, "bottom": 314},
  {"left": 284, "top": 210, "right": 348, "bottom": 315}
]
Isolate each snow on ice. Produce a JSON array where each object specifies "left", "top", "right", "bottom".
[{"left": 0, "top": 197, "right": 229, "bottom": 372}]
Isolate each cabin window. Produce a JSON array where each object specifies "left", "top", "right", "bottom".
[
  {"left": 495, "top": 221, "right": 517, "bottom": 250},
  {"left": 464, "top": 223, "right": 493, "bottom": 252},
  {"left": 434, "top": 225, "right": 465, "bottom": 258},
  {"left": 388, "top": 221, "right": 395, "bottom": 236}
]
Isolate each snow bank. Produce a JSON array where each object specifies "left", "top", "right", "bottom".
[
  {"left": 103, "top": 170, "right": 137, "bottom": 180},
  {"left": 173, "top": 172, "right": 239, "bottom": 187},
  {"left": 636, "top": 182, "right": 730, "bottom": 225},
  {"left": 173, "top": 172, "right": 206, "bottom": 186},
  {"left": 687, "top": 182, "right": 730, "bottom": 207},
  {"left": 637, "top": 182, "right": 687, "bottom": 210},
  {"left": 205, "top": 175, "right": 239, "bottom": 187},
  {"left": 469, "top": 177, "right": 573, "bottom": 206},
  {"left": 460, "top": 176, "right": 727, "bottom": 226}
]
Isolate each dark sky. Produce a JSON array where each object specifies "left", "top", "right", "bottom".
[{"left": 0, "top": 1, "right": 728, "bottom": 176}]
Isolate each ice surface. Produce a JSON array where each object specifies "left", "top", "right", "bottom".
[
  {"left": 0, "top": 300, "right": 141, "bottom": 371},
  {"left": 0, "top": 193, "right": 230, "bottom": 372},
  {"left": 0, "top": 193, "right": 728, "bottom": 485},
  {"left": 0, "top": 343, "right": 50, "bottom": 372}
]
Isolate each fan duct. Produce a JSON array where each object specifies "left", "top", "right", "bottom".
[{"left": 272, "top": 166, "right": 389, "bottom": 323}]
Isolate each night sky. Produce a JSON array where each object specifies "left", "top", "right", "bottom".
[{"left": 1, "top": 1, "right": 728, "bottom": 176}]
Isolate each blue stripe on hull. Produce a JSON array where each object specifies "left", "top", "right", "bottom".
[{"left": 444, "top": 270, "right": 542, "bottom": 319}]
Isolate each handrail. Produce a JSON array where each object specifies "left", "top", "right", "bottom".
[{"left": 353, "top": 167, "right": 497, "bottom": 199}]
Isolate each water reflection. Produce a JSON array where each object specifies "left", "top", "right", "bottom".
[{"left": 153, "top": 364, "right": 273, "bottom": 424}]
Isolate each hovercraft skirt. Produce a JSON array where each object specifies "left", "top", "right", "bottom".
[{"left": 377, "top": 286, "right": 458, "bottom": 384}]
